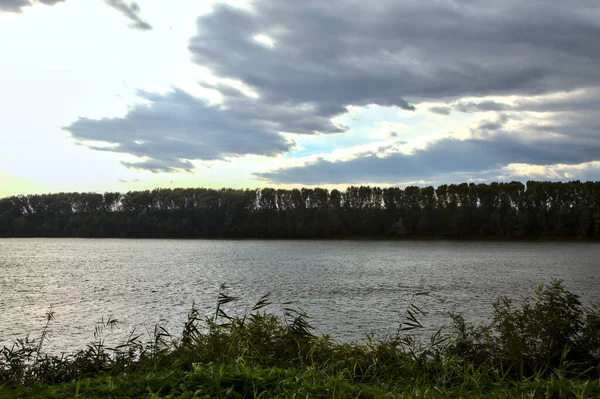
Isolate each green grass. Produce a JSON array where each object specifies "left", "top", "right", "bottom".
[
  {"left": 1, "top": 281, "right": 599, "bottom": 398},
  {"left": 4, "top": 363, "right": 599, "bottom": 398}
]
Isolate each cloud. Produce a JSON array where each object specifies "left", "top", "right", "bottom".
[
  {"left": 188, "top": 1, "right": 599, "bottom": 102},
  {"left": 436, "top": 88, "right": 600, "bottom": 116},
  {"left": 65, "top": 88, "right": 296, "bottom": 172},
  {"left": 397, "top": 100, "right": 416, "bottom": 111},
  {"left": 455, "top": 100, "right": 511, "bottom": 113},
  {"left": 472, "top": 113, "right": 510, "bottom": 133},
  {"left": 255, "top": 132, "right": 600, "bottom": 185},
  {"left": 515, "top": 88, "right": 600, "bottom": 113},
  {"left": 0, "top": 0, "right": 151, "bottom": 32},
  {"left": 0, "top": 0, "right": 65, "bottom": 12},
  {"left": 500, "top": 162, "right": 600, "bottom": 182},
  {"left": 121, "top": 159, "right": 194, "bottom": 173},
  {"left": 105, "top": 0, "right": 152, "bottom": 30},
  {"left": 0, "top": 0, "right": 29, "bottom": 12},
  {"left": 65, "top": 0, "right": 600, "bottom": 173},
  {"left": 429, "top": 106, "right": 451, "bottom": 115}
]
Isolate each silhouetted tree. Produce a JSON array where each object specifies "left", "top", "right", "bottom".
[{"left": 0, "top": 181, "right": 598, "bottom": 239}]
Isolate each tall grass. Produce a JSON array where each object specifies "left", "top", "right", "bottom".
[{"left": 1, "top": 280, "right": 599, "bottom": 398}]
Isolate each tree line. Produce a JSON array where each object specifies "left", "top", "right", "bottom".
[{"left": 1, "top": 181, "right": 599, "bottom": 239}]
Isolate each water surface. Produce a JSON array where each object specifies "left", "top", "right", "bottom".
[{"left": 1, "top": 239, "right": 599, "bottom": 353}]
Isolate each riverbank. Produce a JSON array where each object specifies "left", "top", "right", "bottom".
[
  {"left": 2, "top": 235, "right": 600, "bottom": 241},
  {"left": 1, "top": 280, "right": 599, "bottom": 398}
]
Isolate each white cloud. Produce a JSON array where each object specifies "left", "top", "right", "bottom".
[{"left": 253, "top": 34, "right": 275, "bottom": 48}]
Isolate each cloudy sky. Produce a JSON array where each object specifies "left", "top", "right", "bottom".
[{"left": 1, "top": 0, "right": 599, "bottom": 196}]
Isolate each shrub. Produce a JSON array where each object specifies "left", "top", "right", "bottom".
[{"left": 449, "top": 279, "right": 600, "bottom": 377}]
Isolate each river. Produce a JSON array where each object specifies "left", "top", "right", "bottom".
[{"left": 1, "top": 238, "right": 599, "bottom": 353}]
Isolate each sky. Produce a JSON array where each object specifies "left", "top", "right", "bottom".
[{"left": 0, "top": 0, "right": 599, "bottom": 197}]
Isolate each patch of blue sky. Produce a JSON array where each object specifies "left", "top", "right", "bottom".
[{"left": 288, "top": 104, "right": 464, "bottom": 159}]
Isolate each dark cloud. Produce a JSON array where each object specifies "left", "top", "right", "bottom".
[
  {"left": 65, "top": 88, "right": 296, "bottom": 172},
  {"left": 455, "top": 100, "right": 511, "bottom": 113},
  {"left": 473, "top": 114, "right": 510, "bottom": 133},
  {"left": 66, "top": 0, "right": 600, "bottom": 173},
  {"left": 0, "top": 0, "right": 151, "bottom": 32},
  {"left": 397, "top": 100, "right": 416, "bottom": 111},
  {"left": 435, "top": 88, "right": 600, "bottom": 116},
  {"left": 515, "top": 88, "right": 600, "bottom": 113},
  {"left": 121, "top": 159, "right": 193, "bottom": 173},
  {"left": 189, "top": 1, "right": 599, "bottom": 103},
  {"left": 0, "top": 0, "right": 29, "bottom": 12},
  {"left": 527, "top": 113, "right": 600, "bottom": 141},
  {"left": 105, "top": 0, "right": 152, "bottom": 30},
  {"left": 0, "top": 0, "right": 64, "bottom": 12},
  {"left": 255, "top": 133, "right": 600, "bottom": 185},
  {"left": 429, "top": 106, "right": 451, "bottom": 115}
]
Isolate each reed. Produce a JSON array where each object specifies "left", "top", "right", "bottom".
[{"left": 1, "top": 279, "right": 599, "bottom": 398}]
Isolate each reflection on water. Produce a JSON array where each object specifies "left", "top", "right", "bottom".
[{"left": 1, "top": 238, "right": 599, "bottom": 353}]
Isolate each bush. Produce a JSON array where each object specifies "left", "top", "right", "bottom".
[{"left": 449, "top": 279, "right": 600, "bottom": 377}]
